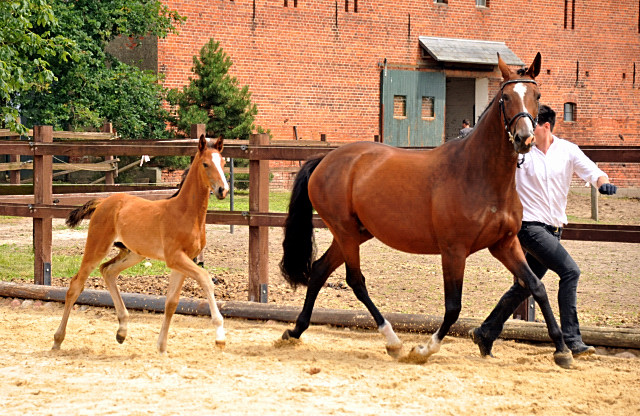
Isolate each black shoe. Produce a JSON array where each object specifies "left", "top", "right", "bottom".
[
  {"left": 469, "top": 327, "right": 494, "bottom": 357},
  {"left": 567, "top": 342, "right": 596, "bottom": 357}
]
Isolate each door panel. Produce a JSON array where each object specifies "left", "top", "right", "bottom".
[{"left": 382, "top": 70, "right": 445, "bottom": 147}]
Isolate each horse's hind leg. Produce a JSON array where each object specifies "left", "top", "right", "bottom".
[
  {"left": 52, "top": 234, "right": 113, "bottom": 350},
  {"left": 100, "top": 247, "right": 144, "bottom": 344},
  {"left": 283, "top": 239, "right": 345, "bottom": 340},
  {"left": 340, "top": 237, "right": 403, "bottom": 358}
]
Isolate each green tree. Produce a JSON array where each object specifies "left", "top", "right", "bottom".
[
  {"left": 16, "top": 0, "right": 184, "bottom": 139},
  {"left": 0, "top": 0, "right": 73, "bottom": 134},
  {"left": 167, "top": 39, "right": 259, "bottom": 140}
]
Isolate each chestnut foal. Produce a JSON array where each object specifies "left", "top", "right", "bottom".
[{"left": 53, "top": 134, "right": 229, "bottom": 353}]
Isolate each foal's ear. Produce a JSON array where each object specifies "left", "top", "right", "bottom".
[
  {"left": 497, "top": 53, "right": 513, "bottom": 81},
  {"left": 525, "top": 52, "right": 542, "bottom": 79},
  {"left": 198, "top": 134, "right": 207, "bottom": 152},
  {"left": 212, "top": 137, "right": 224, "bottom": 152}
]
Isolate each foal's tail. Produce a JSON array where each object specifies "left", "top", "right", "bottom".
[
  {"left": 66, "top": 199, "right": 102, "bottom": 228},
  {"left": 279, "top": 156, "right": 324, "bottom": 288}
]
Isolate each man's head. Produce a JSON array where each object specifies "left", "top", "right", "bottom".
[
  {"left": 462, "top": 119, "right": 470, "bottom": 128},
  {"left": 537, "top": 105, "right": 556, "bottom": 132}
]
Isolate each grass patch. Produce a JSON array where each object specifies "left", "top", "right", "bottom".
[
  {"left": 208, "top": 190, "right": 291, "bottom": 212},
  {"left": 0, "top": 243, "right": 229, "bottom": 281}
]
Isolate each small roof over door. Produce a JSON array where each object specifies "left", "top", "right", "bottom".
[{"left": 419, "top": 36, "right": 524, "bottom": 66}]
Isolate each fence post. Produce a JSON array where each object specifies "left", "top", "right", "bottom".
[
  {"left": 248, "top": 133, "right": 270, "bottom": 302},
  {"left": 102, "top": 122, "right": 115, "bottom": 185},
  {"left": 9, "top": 154, "right": 20, "bottom": 184},
  {"left": 190, "top": 124, "right": 206, "bottom": 142},
  {"left": 33, "top": 125, "right": 53, "bottom": 285},
  {"left": 590, "top": 184, "right": 599, "bottom": 221}
]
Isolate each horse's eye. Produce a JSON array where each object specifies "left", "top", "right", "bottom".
[
  {"left": 536, "top": 93, "right": 541, "bottom": 101},
  {"left": 203, "top": 163, "right": 209, "bottom": 168}
]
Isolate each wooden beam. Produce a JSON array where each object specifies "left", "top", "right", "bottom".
[{"left": 1, "top": 281, "right": 638, "bottom": 349}]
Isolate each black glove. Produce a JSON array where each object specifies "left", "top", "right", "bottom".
[{"left": 598, "top": 183, "right": 617, "bottom": 195}]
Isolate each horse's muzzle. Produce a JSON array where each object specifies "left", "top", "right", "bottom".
[
  {"left": 514, "top": 134, "right": 535, "bottom": 154},
  {"left": 216, "top": 187, "right": 228, "bottom": 200}
]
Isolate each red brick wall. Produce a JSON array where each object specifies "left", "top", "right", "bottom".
[{"left": 159, "top": 0, "right": 640, "bottom": 188}]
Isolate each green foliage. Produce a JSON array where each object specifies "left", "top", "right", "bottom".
[
  {"left": 167, "top": 39, "right": 260, "bottom": 140},
  {"left": 8, "top": 1, "right": 184, "bottom": 138},
  {"left": 0, "top": 0, "right": 74, "bottom": 134}
]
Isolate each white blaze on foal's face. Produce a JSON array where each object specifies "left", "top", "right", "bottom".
[{"left": 211, "top": 152, "right": 229, "bottom": 192}]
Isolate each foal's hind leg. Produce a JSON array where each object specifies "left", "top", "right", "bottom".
[
  {"left": 100, "top": 247, "right": 144, "bottom": 344},
  {"left": 53, "top": 237, "right": 113, "bottom": 350}
]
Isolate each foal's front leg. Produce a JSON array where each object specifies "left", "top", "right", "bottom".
[
  {"left": 157, "top": 270, "right": 186, "bottom": 353},
  {"left": 164, "top": 253, "right": 226, "bottom": 352}
]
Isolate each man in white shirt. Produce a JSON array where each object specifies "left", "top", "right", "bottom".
[{"left": 471, "top": 105, "right": 617, "bottom": 358}]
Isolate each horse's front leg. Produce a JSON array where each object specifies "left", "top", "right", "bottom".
[
  {"left": 157, "top": 270, "right": 186, "bottom": 354},
  {"left": 402, "top": 248, "right": 465, "bottom": 364},
  {"left": 489, "top": 239, "right": 573, "bottom": 368}
]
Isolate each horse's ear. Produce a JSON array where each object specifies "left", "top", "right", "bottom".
[
  {"left": 198, "top": 134, "right": 207, "bottom": 152},
  {"left": 497, "top": 53, "right": 512, "bottom": 81},
  {"left": 213, "top": 137, "right": 224, "bottom": 152},
  {"left": 525, "top": 52, "right": 542, "bottom": 79}
]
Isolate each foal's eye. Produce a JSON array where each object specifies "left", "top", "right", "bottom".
[{"left": 203, "top": 163, "right": 209, "bottom": 168}]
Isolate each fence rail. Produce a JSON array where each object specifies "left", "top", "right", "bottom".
[{"left": 1, "top": 125, "right": 639, "bottom": 302}]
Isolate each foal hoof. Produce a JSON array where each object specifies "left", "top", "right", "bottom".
[
  {"left": 215, "top": 340, "right": 226, "bottom": 350},
  {"left": 116, "top": 333, "right": 126, "bottom": 344},
  {"left": 398, "top": 345, "right": 431, "bottom": 364},
  {"left": 385, "top": 344, "right": 403, "bottom": 359},
  {"left": 553, "top": 350, "right": 574, "bottom": 369}
]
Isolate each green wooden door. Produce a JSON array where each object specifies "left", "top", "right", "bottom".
[{"left": 381, "top": 70, "right": 445, "bottom": 147}]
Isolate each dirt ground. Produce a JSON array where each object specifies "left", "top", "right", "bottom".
[
  {"left": 1, "top": 191, "right": 640, "bottom": 415},
  {"left": 1, "top": 301, "right": 639, "bottom": 416}
]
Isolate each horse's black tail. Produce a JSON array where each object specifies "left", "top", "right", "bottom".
[
  {"left": 279, "top": 156, "right": 324, "bottom": 289},
  {"left": 66, "top": 199, "right": 102, "bottom": 228}
]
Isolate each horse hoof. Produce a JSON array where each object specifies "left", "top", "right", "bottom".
[
  {"left": 469, "top": 328, "right": 494, "bottom": 358},
  {"left": 554, "top": 350, "right": 574, "bottom": 369},
  {"left": 385, "top": 344, "right": 403, "bottom": 359},
  {"left": 116, "top": 334, "right": 126, "bottom": 344},
  {"left": 215, "top": 340, "right": 226, "bottom": 349},
  {"left": 398, "top": 345, "right": 430, "bottom": 364},
  {"left": 282, "top": 329, "right": 298, "bottom": 340}
]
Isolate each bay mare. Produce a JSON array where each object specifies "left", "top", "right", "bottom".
[
  {"left": 52, "top": 135, "right": 229, "bottom": 353},
  {"left": 279, "top": 53, "right": 574, "bottom": 368}
]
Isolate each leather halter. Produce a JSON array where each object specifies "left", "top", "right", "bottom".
[{"left": 499, "top": 79, "right": 539, "bottom": 143}]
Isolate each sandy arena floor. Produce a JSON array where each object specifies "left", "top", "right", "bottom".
[{"left": 1, "top": 301, "right": 639, "bottom": 416}]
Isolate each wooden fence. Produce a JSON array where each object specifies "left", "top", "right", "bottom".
[{"left": 1, "top": 125, "right": 639, "bottom": 304}]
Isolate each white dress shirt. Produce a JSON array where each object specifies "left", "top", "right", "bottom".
[{"left": 516, "top": 136, "right": 607, "bottom": 227}]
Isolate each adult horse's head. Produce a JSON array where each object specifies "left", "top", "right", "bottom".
[
  {"left": 197, "top": 134, "right": 229, "bottom": 200},
  {"left": 498, "top": 52, "right": 541, "bottom": 154}
]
